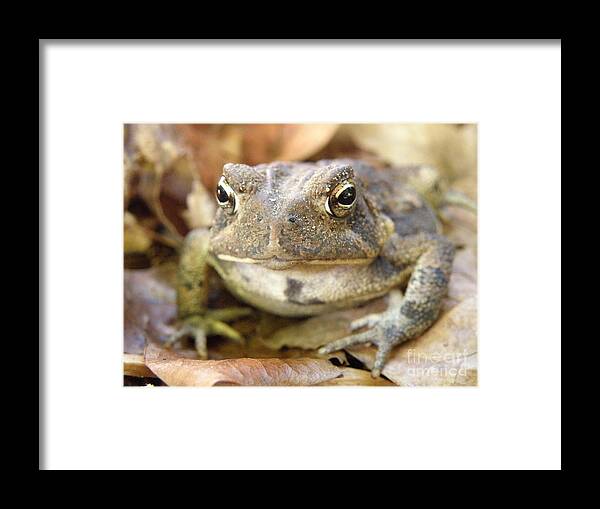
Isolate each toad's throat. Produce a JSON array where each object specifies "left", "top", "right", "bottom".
[{"left": 215, "top": 253, "right": 373, "bottom": 270}]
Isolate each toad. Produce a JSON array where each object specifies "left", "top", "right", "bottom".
[{"left": 169, "top": 159, "right": 455, "bottom": 377}]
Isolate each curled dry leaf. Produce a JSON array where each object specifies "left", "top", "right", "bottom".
[
  {"left": 144, "top": 342, "right": 342, "bottom": 386},
  {"left": 348, "top": 297, "right": 478, "bottom": 386}
]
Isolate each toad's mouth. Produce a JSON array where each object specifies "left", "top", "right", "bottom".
[{"left": 215, "top": 254, "right": 373, "bottom": 271}]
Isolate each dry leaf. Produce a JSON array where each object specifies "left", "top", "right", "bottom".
[
  {"left": 173, "top": 124, "right": 339, "bottom": 193},
  {"left": 175, "top": 124, "right": 231, "bottom": 191},
  {"left": 124, "top": 353, "right": 156, "bottom": 378},
  {"left": 443, "top": 247, "right": 477, "bottom": 312},
  {"left": 440, "top": 188, "right": 477, "bottom": 312},
  {"left": 174, "top": 124, "right": 338, "bottom": 189},
  {"left": 348, "top": 297, "right": 478, "bottom": 386},
  {"left": 208, "top": 334, "right": 349, "bottom": 366},
  {"left": 145, "top": 343, "right": 342, "bottom": 386},
  {"left": 274, "top": 124, "right": 340, "bottom": 161},
  {"left": 262, "top": 297, "right": 388, "bottom": 351},
  {"left": 443, "top": 204, "right": 478, "bottom": 250},
  {"left": 124, "top": 211, "right": 152, "bottom": 254},
  {"left": 183, "top": 179, "right": 216, "bottom": 229},
  {"left": 124, "top": 266, "right": 177, "bottom": 354},
  {"left": 345, "top": 124, "right": 477, "bottom": 181},
  {"left": 318, "top": 367, "right": 394, "bottom": 386},
  {"left": 241, "top": 124, "right": 339, "bottom": 165}
]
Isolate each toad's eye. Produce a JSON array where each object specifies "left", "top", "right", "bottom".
[
  {"left": 216, "top": 176, "right": 238, "bottom": 214},
  {"left": 325, "top": 180, "right": 357, "bottom": 218}
]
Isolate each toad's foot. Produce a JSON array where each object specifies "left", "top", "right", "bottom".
[
  {"left": 318, "top": 291, "right": 408, "bottom": 378},
  {"left": 165, "top": 307, "right": 253, "bottom": 359}
]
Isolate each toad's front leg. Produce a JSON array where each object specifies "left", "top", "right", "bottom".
[
  {"left": 166, "top": 228, "right": 252, "bottom": 358},
  {"left": 319, "top": 233, "right": 455, "bottom": 377}
]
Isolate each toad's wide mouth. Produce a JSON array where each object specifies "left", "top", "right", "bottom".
[{"left": 215, "top": 253, "right": 373, "bottom": 271}]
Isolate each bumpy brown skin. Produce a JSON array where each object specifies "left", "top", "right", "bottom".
[{"left": 173, "top": 159, "right": 455, "bottom": 377}]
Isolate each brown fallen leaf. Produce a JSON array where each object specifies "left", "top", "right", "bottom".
[
  {"left": 443, "top": 247, "right": 477, "bottom": 312},
  {"left": 175, "top": 124, "right": 237, "bottom": 191},
  {"left": 348, "top": 297, "right": 478, "bottom": 386},
  {"left": 261, "top": 297, "right": 388, "bottom": 351},
  {"left": 124, "top": 266, "right": 177, "bottom": 354},
  {"left": 439, "top": 183, "right": 477, "bottom": 312},
  {"left": 124, "top": 353, "right": 156, "bottom": 378},
  {"left": 144, "top": 343, "right": 342, "bottom": 386},
  {"left": 318, "top": 367, "right": 395, "bottom": 386},
  {"left": 240, "top": 124, "right": 339, "bottom": 165},
  {"left": 172, "top": 124, "right": 340, "bottom": 193},
  {"left": 208, "top": 334, "right": 349, "bottom": 366},
  {"left": 344, "top": 124, "right": 477, "bottom": 181},
  {"left": 310, "top": 127, "right": 385, "bottom": 165},
  {"left": 443, "top": 204, "right": 478, "bottom": 250}
]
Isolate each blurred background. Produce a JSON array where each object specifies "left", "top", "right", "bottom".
[{"left": 124, "top": 123, "right": 477, "bottom": 268}]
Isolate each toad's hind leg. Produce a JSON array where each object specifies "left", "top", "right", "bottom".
[{"left": 319, "top": 233, "right": 455, "bottom": 377}]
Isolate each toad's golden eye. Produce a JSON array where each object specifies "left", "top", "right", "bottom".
[
  {"left": 216, "top": 176, "right": 238, "bottom": 214},
  {"left": 325, "top": 180, "right": 357, "bottom": 218}
]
